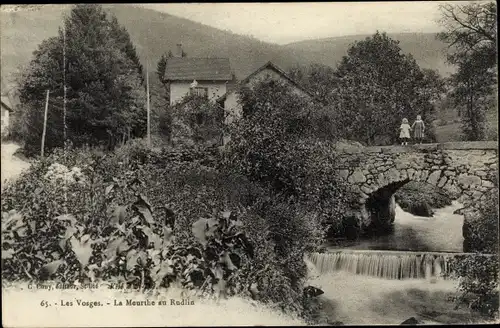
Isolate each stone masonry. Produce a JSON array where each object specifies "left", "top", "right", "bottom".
[{"left": 335, "top": 141, "right": 498, "bottom": 232}]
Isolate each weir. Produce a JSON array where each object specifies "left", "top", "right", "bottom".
[{"left": 307, "top": 250, "right": 494, "bottom": 280}]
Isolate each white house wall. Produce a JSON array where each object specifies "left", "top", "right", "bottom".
[
  {"left": 170, "top": 80, "right": 228, "bottom": 105},
  {"left": 1, "top": 107, "right": 10, "bottom": 136}
]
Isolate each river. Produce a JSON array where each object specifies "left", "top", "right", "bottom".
[
  {"left": 328, "top": 201, "right": 465, "bottom": 253},
  {"left": 306, "top": 201, "right": 488, "bottom": 325}
]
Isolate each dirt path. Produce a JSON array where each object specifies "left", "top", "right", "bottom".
[{"left": 1, "top": 142, "right": 31, "bottom": 187}]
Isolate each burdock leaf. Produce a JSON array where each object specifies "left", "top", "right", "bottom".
[
  {"left": 192, "top": 217, "right": 218, "bottom": 246},
  {"left": 54, "top": 214, "right": 77, "bottom": 226},
  {"left": 40, "top": 259, "right": 65, "bottom": 279},
  {"left": 110, "top": 205, "right": 127, "bottom": 226},
  {"left": 140, "top": 225, "right": 163, "bottom": 248},
  {"left": 4, "top": 211, "right": 24, "bottom": 231},
  {"left": 133, "top": 195, "right": 154, "bottom": 225},
  {"left": 126, "top": 249, "right": 139, "bottom": 271},
  {"left": 70, "top": 236, "right": 93, "bottom": 267},
  {"left": 103, "top": 236, "right": 124, "bottom": 261},
  {"left": 59, "top": 225, "right": 77, "bottom": 252},
  {"left": 222, "top": 251, "right": 236, "bottom": 271},
  {"left": 105, "top": 184, "right": 114, "bottom": 196},
  {"left": 163, "top": 226, "right": 174, "bottom": 246},
  {"left": 1, "top": 249, "right": 15, "bottom": 259},
  {"left": 117, "top": 239, "right": 131, "bottom": 254}
]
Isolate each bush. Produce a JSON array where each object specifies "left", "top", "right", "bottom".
[
  {"left": 1, "top": 140, "right": 326, "bottom": 321},
  {"left": 223, "top": 79, "right": 351, "bottom": 320},
  {"left": 158, "top": 109, "right": 173, "bottom": 142},
  {"left": 170, "top": 94, "right": 224, "bottom": 147},
  {"left": 395, "top": 181, "right": 452, "bottom": 216},
  {"left": 1, "top": 145, "right": 255, "bottom": 293},
  {"left": 447, "top": 188, "right": 499, "bottom": 319}
]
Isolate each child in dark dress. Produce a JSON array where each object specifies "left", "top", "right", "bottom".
[{"left": 412, "top": 115, "right": 425, "bottom": 144}]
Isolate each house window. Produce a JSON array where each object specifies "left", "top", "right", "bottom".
[{"left": 190, "top": 87, "right": 208, "bottom": 98}]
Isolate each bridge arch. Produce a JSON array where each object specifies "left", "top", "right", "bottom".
[{"left": 335, "top": 141, "right": 498, "bottom": 234}]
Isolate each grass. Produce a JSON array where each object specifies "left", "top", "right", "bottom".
[{"left": 434, "top": 108, "right": 498, "bottom": 143}]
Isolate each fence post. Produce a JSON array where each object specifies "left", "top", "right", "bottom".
[{"left": 41, "top": 89, "right": 50, "bottom": 157}]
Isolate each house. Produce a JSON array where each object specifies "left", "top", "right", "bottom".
[
  {"left": 220, "top": 61, "right": 314, "bottom": 125},
  {"left": 164, "top": 45, "right": 234, "bottom": 105},
  {"left": 1, "top": 95, "right": 15, "bottom": 136}
]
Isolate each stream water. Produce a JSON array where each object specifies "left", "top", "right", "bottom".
[
  {"left": 306, "top": 201, "right": 478, "bottom": 325},
  {"left": 328, "top": 201, "right": 465, "bottom": 253}
]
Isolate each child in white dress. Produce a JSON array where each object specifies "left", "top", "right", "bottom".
[{"left": 399, "top": 118, "right": 411, "bottom": 146}]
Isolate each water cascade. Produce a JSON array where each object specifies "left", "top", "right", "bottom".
[{"left": 307, "top": 251, "right": 454, "bottom": 280}]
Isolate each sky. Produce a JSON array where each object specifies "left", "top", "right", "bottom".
[{"left": 139, "top": 2, "right": 459, "bottom": 45}]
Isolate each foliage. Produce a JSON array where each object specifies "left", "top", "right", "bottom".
[
  {"left": 394, "top": 181, "right": 452, "bottom": 217},
  {"left": 17, "top": 4, "right": 146, "bottom": 156},
  {"left": 225, "top": 78, "right": 349, "bottom": 289},
  {"left": 437, "top": 2, "right": 497, "bottom": 68},
  {"left": 288, "top": 63, "right": 338, "bottom": 104},
  {"left": 462, "top": 188, "right": 499, "bottom": 254},
  {"left": 447, "top": 51, "right": 496, "bottom": 141},
  {"left": 157, "top": 109, "right": 173, "bottom": 142},
  {"left": 0, "top": 149, "right": 253, "bottom": 296},
  {"left": 437, "top": 2, "right": 497, "bottom": 141},
  {"left": 447, "top": 254, "right": 499, "bottom": 319},
  {"left": 447, "top": 188, "right": 499, "bottom": 319},
  {"left": 1, "top": 141, "right": 326, "bottom": 321},
  {"left": 170, "top": 93, "right": 224, "bottom": 147},
  {"left": 156, "top": 50, "right": 173, "bottom": 85},
  {"left": 327, "top": 31, "right": 444, "bottom": 145}
]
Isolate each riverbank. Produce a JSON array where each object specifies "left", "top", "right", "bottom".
[
  {"left": 308, "top": 271, "right": 491, "bottom": 325},
  {"left": 305, "top": 258, "right": 494, "bottom": 325}
]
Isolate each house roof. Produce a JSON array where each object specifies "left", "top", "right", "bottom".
[
  {"left": 1, "top": 96, "right": 14, "bottom": 112},
  {"left": 219, "top": 61, "right": 314, "bottom": 102},
  {"left": 164, "top": 57, "right": 232, "bottom": 81}
]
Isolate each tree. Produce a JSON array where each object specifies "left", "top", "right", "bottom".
[
  {"left": 437, "top": 2, "right": 497, "bottom": 141},
  {"left": 328, "top": 31, "right": 444, "bottom": 145},
  {"left": 156, "top": 50, "right": 173, "bottom": 84},
  {"left": 225, "top": 78, "right": 349, "bottom": 256},
  {"left": 17, "top": 4, "right": 146, "bottom": 155},
  {"left": 437, "top": 2, "right": 497, "bottom": 68},
  {"left": 288, "top": 63, "right": 337, "bottom": 103},
  {"left": 448, "top": 51, "right": 496, "bottom": 140}
]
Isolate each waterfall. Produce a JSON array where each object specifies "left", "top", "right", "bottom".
[{"left": 307, "top": 251, "right": 454, "bottom": 280}]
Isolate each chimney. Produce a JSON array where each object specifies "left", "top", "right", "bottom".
[{"left": 176, "top": 43, "right": 183, "bottom": 57}]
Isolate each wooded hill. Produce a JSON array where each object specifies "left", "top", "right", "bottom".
[{"left": 1, "top": 4, "right": 454, "bottom": 91}]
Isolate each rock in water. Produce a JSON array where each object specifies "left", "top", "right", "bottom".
[
  {"left": 328, "top": 321, "right": 344, "bottom": 326},
  {"left": 401, "top": 317, "right": 420, "bottom": 325},
  {"left": 303, "top": 286, "right": 324, "bottom": 297},
  {"left": 410, "top": 201, "right": 433, "bottom": 217}
]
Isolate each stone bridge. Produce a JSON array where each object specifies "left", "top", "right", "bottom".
[{"left": 335, "top": 141, "right": 498, "bottom": 233}]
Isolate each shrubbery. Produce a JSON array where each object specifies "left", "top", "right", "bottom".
[
  {"left": 0, "top": 139, "right": 329, "bottom": 321},
  {"left": 223, "top": 78, "right": 350, "bottom": 318},
  {"left": 394, "top": 181, "right": 452, "bottom": 217},
  {"left": 169, "top": 94, "right": 225, "bottom": 147},
  {"left": 447, "top": 188, "right": 499, "bottom": 319},
  {"left": 1, "top": 79, "right": 354, "bottom": 323}
]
